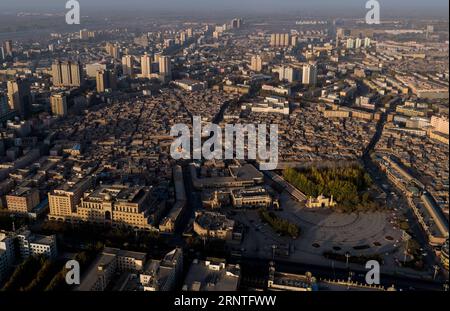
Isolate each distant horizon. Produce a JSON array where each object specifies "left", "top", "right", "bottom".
[{"left": 0, "top": 0, "right": 448, "bottom": 18}]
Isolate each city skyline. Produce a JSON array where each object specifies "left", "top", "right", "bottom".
[
  {"left": 0, "top": 0, "right": 448, "bottom": 17},
  {"left": 0, "top": 0, "right": 448, "bottom": 300}
]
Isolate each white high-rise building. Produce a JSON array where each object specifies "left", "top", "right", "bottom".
[
  {"left": 7, "top": 78, "right": 32, "bottom": 118},
  {"left": 346, "top": 38, "right": 355, "bottom": 49},
  {"left": 302, "top": 64, "right": 318, "bottom": 86},
  {"left": 0, "top": 46, "right": 5, "bottom": 61},
  {"left": 291, "top": 35, "right": 298, "bottom": 47},
  {"left": 273, "top": 66, "right": 300, "bottom": 83},
  {"left": 96, "top": 69, "right": 117, "bottom": 93},
  {"left": 52, "top": 60, "right": 83, "bottom": 87},
  {"left": 79, "top": 29, "right": 89, "bottom": 40},
  {"left": 270, "top": 33, "right": 291, "bottom": 47},
  {"left": 364, "top": 37, "right": 371, "bottom": 48},
  {"left": 122, "top": 55, "right": 134, "bottom": 77},
  {"left": 50, "top": 93, "right": 68, "bottom": 116},
  {"left": 180, "top": 31, "right": 187, "bottom": 44},
  {"left": 105, "top": 42, "right": 120, "bottom": 59},
  {"left": 250, "top": 55, "right": 263, "bottom": 72},
  {"left": 141, "top": 53, "right": 152, "bottom": 79},
  {"left": 355, "top": 38, "right": 362, "bottom": 49},
  {"left": 159, "top": 56, "right": 172, "bottom": 82}
]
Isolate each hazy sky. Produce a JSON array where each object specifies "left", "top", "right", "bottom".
[{"left": 1, "top": 0, "right": 448, "bottom": 16}]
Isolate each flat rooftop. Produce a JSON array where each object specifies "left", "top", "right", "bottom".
[
  {"left": 195, "top": 212, "right": 234, "bottom": 231},
  {"left": 103, "top": 247, "right": 147, "bottom": 261},
  {"left": 85, "top": 185, "right": 148, "bottom": 204},
  {"left": 8, "top": 187, "right": 35, "bottom": 197},
  {"left": 183, "top": 259, "right": 240, "bottom": 291}
]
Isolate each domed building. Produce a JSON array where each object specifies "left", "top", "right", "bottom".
[
  {"left": 73, "top": 184, "right": 155, "bottom": 230},
  {"left": 306, "top": 194, "right": 337, "bottom": 209}
]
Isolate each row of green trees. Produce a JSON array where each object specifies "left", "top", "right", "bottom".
[
  {"left": 22, "top": 259, "right": 62, "bottom": 291},
  {"left": 45, "top": 248, "right": 100, "bottom": 291},
  {"left": 259, "top": 209, "right": 300, "bottom": 239},
  {"left": 2, "top": 255, "right": 46, "bottom": 291},
  {"left": 2, "top": 246, "right": 101, "bottom": 292},
  {"left": 41, "top": 221, "right": 160, "bottom": 253},
  {"left": 283, "top": 166, "right": 379, "bottom": 213}
]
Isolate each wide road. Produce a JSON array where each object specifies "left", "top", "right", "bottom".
[{"left": 235, "top": 256, "right": 447, "bottom": 291}]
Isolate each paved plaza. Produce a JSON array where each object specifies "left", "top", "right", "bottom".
[{"left": 235, "top": 191, "right": 417, "bottom": 275}]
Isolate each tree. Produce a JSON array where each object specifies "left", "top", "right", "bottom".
[
  {"left": 259, "top": 209, "right": 300, "bottom": 238},
  {"left": 2, "top": 256, "right": 45, "bottom": 291},
  {"left": 23, "top": 259, "right": 58, "bottom": 291},
  {"left": 283, "top": 166, "right": 375, "bottom": 213}
]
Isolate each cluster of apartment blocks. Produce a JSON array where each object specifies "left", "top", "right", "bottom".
[
  {"left": 51, "top": 52, "right": 173, "bottom": 93},
  {"left": 77, "top": 247, "right": 241, "bottom": 292},
  {"left": 218, "top": 61, "right": 381, "bottom": 163},
  {"left": 376, "top": 113, "right": 449, "bottom": 210},
  {"left": 0, "top": 228, "right": 57, "bottom": 282},
  {"left": 241, "top": 96, "right": 290, "bottom": 115},
  {"left": 175, "top": 89, "right": 236, "bottom": 123},
  {"left": 272, "top": 63, "right": 318, "bottom": 85},
  {"left": 377, "top": 155, "right": 448, "bottom": 247},
  {"left": 229, "top": 103, "right": 376, "bottom": 164},
  {"left": 361, "top": 70, "right": 448, "bottom": 100},
  {"left": 319, "top": 103, "right": 382, "bottom": 121},
  {"left": 77, "top": 245, "right": 399, "bottom": 292},
  {"left": 0, "top": 143, "right": 68, "bottom": 218},
  {"left": 48, "top": 88, "right": 234, "bottom": 177},
  {"left": 391, "top": 101, "right": 449, "bottom": 145},
  {"left": 360, "top": 39, "right": 449, "bottom": 99}
]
